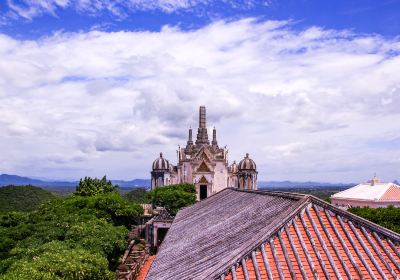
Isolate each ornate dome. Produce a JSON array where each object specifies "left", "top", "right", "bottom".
[
  {"left": 152, "top": 153, "right": 170, "bottom": 171},
  {"left": 230, "top": 161, "right": 239, "bottom": 173},
  {"left": 238, "top": 153, "right": 256, "bottom": 171}
]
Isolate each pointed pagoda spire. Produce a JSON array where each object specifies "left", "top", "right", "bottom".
[
  {"left": 195, "top": 106, "right": 209, "bottom": 145},
  {"left": 187, "top": 126, "right": 193, "bottom": 146},
  {"left": 212, "top": 126, "right": 218, "bottom": 147},
  {"left": 199, "top": 106, "right": 206, "bottom": 128}
]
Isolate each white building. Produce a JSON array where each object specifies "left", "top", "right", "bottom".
[
  {"left": 151, "top": 106, "right": 257, "bottom": 200},
  {"left": 331, "top": 176, "right": 400, "bottom": 209}
]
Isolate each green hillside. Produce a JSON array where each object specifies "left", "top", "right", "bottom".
[
  {"left": 0, "top": 176, "right": 144, "bottom": 279},
  {"left": 0, "top": 185, "right": 57, "bottom": 213}
]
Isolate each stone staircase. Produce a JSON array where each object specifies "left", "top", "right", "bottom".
[{"left": 116, "top": 225, "right": 150, "bottom": 280}]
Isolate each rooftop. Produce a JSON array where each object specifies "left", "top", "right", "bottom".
[
  {"left": 145, "top": 188, "right": 400, "bottom": 280},
  {"left": 331, "top": 181, "right": 400, "bottom": 201}
]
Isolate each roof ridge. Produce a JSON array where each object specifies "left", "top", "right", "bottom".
[
  {"left": 216, "top": 196, "right": 400, "bottom": 279},
  {"left": 230, "top": 189, "right": 400, "bottom": 240},
  {"left": 309, "top": 195, "right": 400, "bottom": 241},
  {"left": 216, "top": 190, "right": 400, "bottom": 279},
  {"left": 229, "top": 187, "right": 307, "bottom": 200},
  {"left": 209, "top": 195, "right": 311, "bottom": 279}
]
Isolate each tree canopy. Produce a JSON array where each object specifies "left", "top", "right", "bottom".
[
  {"left": 147, "top": 183, "right": 196, "bottom": 215},
  {"left": 74, "top": 175, "right": 118, "bottom": 196},
  {"left": 124, "top": 187, "right": 147, "bottom": 203},
  {"left": 0, "top": 177, "right": 143, "bottom": 279},
  {"left": 0, "top": 179, "right": 197, "bottom": 278},
  {"left": 0, "top": 185, "right": 56, "bottom": 213},
  {"left": 349, "top": 206, "right": 400, "bottom": 233}
]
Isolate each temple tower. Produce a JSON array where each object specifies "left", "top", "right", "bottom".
[
  {"left": 237, "top": 153, "right": 258, "bottom": 190},
  {"left": 195, "top": 106, "right": 209, "bottom": 145},
  {"left": 150, "top": 106, "right": 257, "bottom": 199}
]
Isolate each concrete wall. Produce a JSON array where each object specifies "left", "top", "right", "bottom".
[
  {"left": 331, "top": 198, "right": 400, "bottom": 209},
  {"left": 213, "top": 161, "right": 228, "bottom": 193}
]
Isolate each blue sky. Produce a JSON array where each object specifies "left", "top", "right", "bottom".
[
  {"left": 2, "top": 0, "right": 400, "bottom": 38},
  {"left": 0, "top": 1, "right": 399, "bottom": 183}
]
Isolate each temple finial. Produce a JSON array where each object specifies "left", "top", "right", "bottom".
[
  {"left": 371, "top": 173, "right": 380, "bottom": 186},
  {"left": 199, "top": 106, "right": 206, "bottom": 128},
  {"left": 212, "top": 126, "right": 218, "bottom": 146},
  {"left": 195, "top": 106, "right": 210, "bottom": 145},
  {"left": 187, "top": 127, "right": 193, "bottom": 145}
]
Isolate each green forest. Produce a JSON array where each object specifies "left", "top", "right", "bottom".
[
  {"left": 0, "top": 177, "right": 143, "bottom": 279},
  {"left": 0, "top": 185, "right": 56, "bottom": 212},
  {"left": 0, "top": 178, "right": 197, "bottom": 279},
  {"left": 349, "top": 206, "right": 400, "bottom": 234}
]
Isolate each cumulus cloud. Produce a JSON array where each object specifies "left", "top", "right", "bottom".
[{"left": 0, "top": 18, "right": 399, "bottom": 181}]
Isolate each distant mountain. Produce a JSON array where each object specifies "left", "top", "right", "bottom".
[
  {"left": 258, "top": 180, "right": 353, "bottom": 188},
  {"left": 1, "top": 174, "right": 353, "bottom": 190},
  {"left": 0, "top": 174, "right": 77, "bottom": 187},
  {"left": 111, "top": 179, "right": 151, "bottom": 188},
  {"left": 0, "top": 174, "right": 151, "bottom": 189}
]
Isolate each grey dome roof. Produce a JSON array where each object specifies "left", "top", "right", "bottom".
[
  {"left": 152, "top": 153, "right": 170, "bottom": 170},
  {"left": 238, "top": 153, "right": 256, "bottom": 171}
]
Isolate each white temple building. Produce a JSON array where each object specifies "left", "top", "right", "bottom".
[
  {"left": 151, "top": 106, "right": 257, "bottom": 200},
  {"left": 331, "top": 176, "right": 400, "bottom": 209}
]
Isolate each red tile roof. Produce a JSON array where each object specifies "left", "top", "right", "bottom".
[
  {"left": 146, "top": 189, "right": 400, "bottom": 280},
  {"left": 379, "top": 184, "right": 400, "bottom": 201},
  {"left": 224, "top": 205, "right": 400, "bottom": 279},
  {"left": 136, "top": 255, "right": 155, "bottom": 280}
]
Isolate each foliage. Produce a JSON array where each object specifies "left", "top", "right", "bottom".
[
  {"left": 147, "top": 183, "right": 196, "bottom": 215},
  {"left": 124, "top": 188, "right": 147, "bottom": 203},
  {"left": 0, "top": 192, "right": 143, "bottom": 279},
  {"left": 0, "top": 185, "right": 56, "bottom": 213},
  {"left": 349, "top": 205, "right": 400, "bottom": 233},
  {"left": 0, "top": 241, "right": 113, "bottom": 280},
  {"left": 74, "top": 175, "right": 118, "bottom": 197}
]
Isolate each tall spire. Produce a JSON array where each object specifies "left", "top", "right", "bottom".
[
  {"left": 195, "top": 106, "right": 209, "bottom": 145},
  {"left": 187, "top": 127, "right": 193, "bottom": 146},
  {"left": 199, "top": 106, "right": 206, "bottom": 128},
  {"left": 212, "top": 126, "right": 218, "bottom": 147}
]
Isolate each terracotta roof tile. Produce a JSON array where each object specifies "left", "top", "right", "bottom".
[
  {"left": 379, "top": 185, "right": 400, "bottom": 200},
  {"left": 145, "top": 189, "right": 400, "bottom": 280},
  {"left": 332, "top": 182, "right": 400, "bottom": 202},
  {"left": 226, "top": 205, "right": 400, "bottom": 280},
  {"left": 136, "top": 255, "right": 155, "bottom": 280}
]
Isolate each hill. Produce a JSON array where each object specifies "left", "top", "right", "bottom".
[
  {"left": 1, "top": 174, "right": 357, "bottom": 189},
  {"left": 0, "top": 174, "right": 151, "bottom": 189},
  {"left": 0, "top": 174, "right": 77, "bottom": 187},
  {"left": 0, "top": 185, "right": 57, "bottom": 212},
  {"left": 258, "top": 180, "right": 353, "bottom": 188}
]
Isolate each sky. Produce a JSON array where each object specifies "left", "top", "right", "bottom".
[{"left": 0, "top": 0, "right": 399, "bottom": 183}]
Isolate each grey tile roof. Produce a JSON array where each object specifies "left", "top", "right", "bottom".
[
  {"left": 146, "top": 188, "right": 306, "bottom": 280},
  {"left": 153, "top": 209, "right": 174, "bottom": 221}
]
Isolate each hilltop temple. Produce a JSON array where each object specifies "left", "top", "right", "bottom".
[{"left": 151, "top": 106, "right": 257, "bottom": 200}]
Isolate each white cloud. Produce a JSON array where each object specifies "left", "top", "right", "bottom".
[
  {"left": 3, "top": 0, "right": 269, "bottom": 20},
  {"left": 0, "top": 18, "right": 399, "bottom": 182}
]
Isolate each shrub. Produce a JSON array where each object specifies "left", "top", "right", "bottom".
[{"left": 147, "top": 183, "right": 196, "bottom": 215}]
